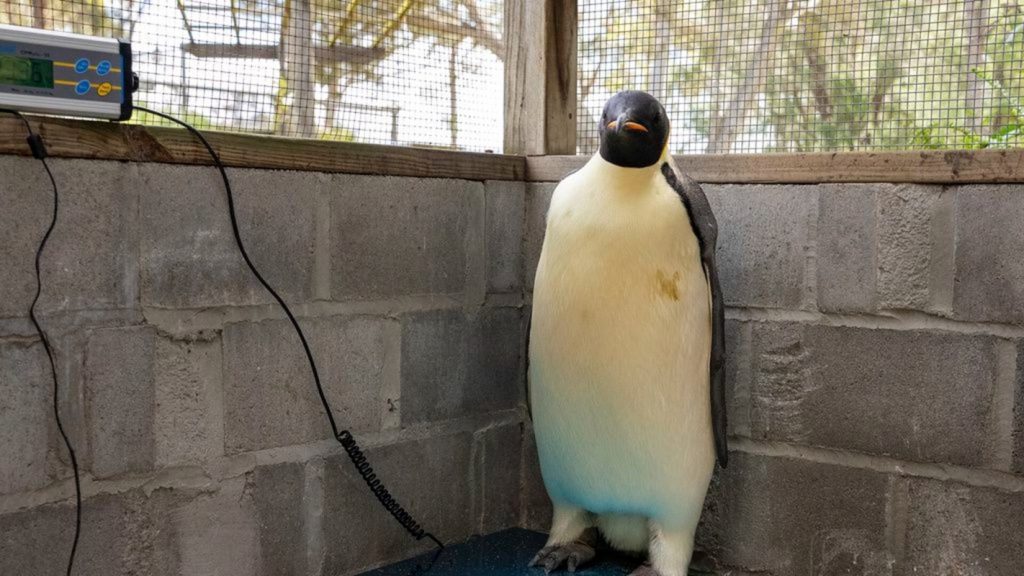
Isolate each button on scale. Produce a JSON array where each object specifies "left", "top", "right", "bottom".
[
  {"left": 96, "top": 60, "right": 111, "bottom": 76},
  {"left": 97, "top": 82, "right": 112, "bottom": 96},
  {"left": 74, "top": 58, "right": 89, "bottom": 73},
  {"left": 75, "top": 79, "right": 91, "bottom": 95}
]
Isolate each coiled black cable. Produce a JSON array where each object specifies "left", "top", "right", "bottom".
[
  {"left": 134, "top": 106, "right": 443, "bottom": 550},
  {"left": 2, "top": 110, "right": 84, "bottom": 576},
  {"left": 336, "top": 430, "right": 440, "bottom": 546}
]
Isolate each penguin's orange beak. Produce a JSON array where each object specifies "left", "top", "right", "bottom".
[{"left": 606, "top": 120, "right": 649, "bottom": 133}]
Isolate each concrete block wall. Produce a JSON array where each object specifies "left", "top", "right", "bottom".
[
  {"left": 522, "top": 181, "right": 1024, "bottom": 575},
  {"left": 0, "top": 156, "right": 530, "bottom": 575},
  {"left": 4, "top": 151, "right": 1024, "bottom": 576}
]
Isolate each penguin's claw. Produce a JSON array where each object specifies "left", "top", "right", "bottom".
[
  {"left": 627, "top": 563, "right": 664, "bottom": 576},
  {"left": 528, "top": 541, "right": 596, "bottom": 573}
]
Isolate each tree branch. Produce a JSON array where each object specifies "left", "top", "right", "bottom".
[
  {"left": 372, "top": 0, "right": 418, "bottom": 49},
  {"left": 707, "top": 0, "right": 788, "bottom": 153},
  {"left": 964, "top": 0, "right": 990, "bottom": 135}
]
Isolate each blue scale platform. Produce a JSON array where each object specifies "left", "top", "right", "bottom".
[{"left": 359, "top": 528, "right": 715, "bottom": 576}]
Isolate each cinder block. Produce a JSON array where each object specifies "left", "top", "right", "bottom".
[
  {"left": 474, "top": 422, "right": 523, "bottom": 534},
  {"left": 524, "top": 183, "right": 555, "bottom": 292},
  {"left": 400, "top": 309, "right": 465, "bottom": 424},
  {"left": 953, "top": 185, "right": 1024, "bottom": 323},
  {"left": 704, "top": 185, "right": 817, "bottom": 309},
  {"left": 750, "top": 323, "right": 998, "bottom": 468},
  {"left": 9, "top": 331, "right": 89, "bottom": 488},
  {"left": 330, "top": 175, "right": 474, "bottom": 298},
  {"left": 877, "top": 185, "right": 939, "bottom": 310},
  {"left": 46, "top": 331, "right": 88, "bottom": 484},
  {"left": 520, "top": 424, "right": 552, "bottom": 532},
  {"left": 724, "top": 319, "right": 751, "bottom": 438},
  {"left": 0, "top": 341, "right": 49, "bottom": 494},
  {"left": 817, "top": 185, "right": 877, "bottom": 312},
  {"left": 903, "top": 478, "right": 1024, "bottom": 575},
  {"left": 154, "top": 334, "right": 221, "bottom": 467},
  {"left": 170, "top": 478, "right": 261, "bottom": 576},
  {"left": 400, "top": 307, "right": 523, "bottom": 425},
  {"left": 695, "top": 465, "right": 726, "bottom": 558},
  {"left": 40, "top": 159, "right": 140, "bottom": 313},
  {"left": 0, "top": 158, "right": 138, "bottom": 315},
  {"left": 320, "top": 431, "right": 473, "bottom": 573},
  {"left": 0, "top": 499, "right": 72, "bottom": 575},
  {"left": 0, "top": 489, "right": 179, "bottom": 575},
  {"left": 250, "top": 462, "right": 308, "bottom": 575},
  {"left": 0, "top": 156, "right": 51, "bottom": 318},
  {"left": 223, "top": 315, "right": 394, "bottom": 454},
  {"left": 139, "top": 164, "right": 318, "bottom": 308},
  {"left": 85, "top": 325, "right": 156, "bottom": 478},
  {"left": 485, "top": 181, "right": 526, "bottom": 294},
  {"left": 703, "top": 452, "right": 892, "bottom": 575},
  {"left": 468, "top": 308, "right": 524, "bottom": 414},
  {"left": 1015, "top": 340, "right": 1024, "bottom": 476}
]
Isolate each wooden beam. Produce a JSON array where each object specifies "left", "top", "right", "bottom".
[
  {"left": 6, "top": 117, "right": 1022, "bottom": 186},
  {"left": 181, "top": 43, "right": 384, "bottom": 63},
  {"left": 526, "top": 151, "right": 1024, "bottom": 184},
  {"left": 504, "top": 0, "right": 577, "bottom": 155},
  {"left": 0, "top": 116, "right": 526, "bottom": 181}
]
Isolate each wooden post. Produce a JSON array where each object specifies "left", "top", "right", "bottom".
[
  {"left": 504, "top": 0, "right": 577, "bottom": 155},
  {"left": 281, "top": 0, "right": 315, "bottom": 138}
]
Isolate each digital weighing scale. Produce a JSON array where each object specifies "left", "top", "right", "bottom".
[{"left": 0, "top": 23, "right": 134, "bottom": 120}]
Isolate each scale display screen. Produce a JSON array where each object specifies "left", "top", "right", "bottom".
[{"left": 0, "top": 54, "right": 54, "bottom": 88}]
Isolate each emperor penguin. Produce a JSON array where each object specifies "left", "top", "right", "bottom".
[{"left": 527, "top": 91, "right": 727, "bottom": 576}]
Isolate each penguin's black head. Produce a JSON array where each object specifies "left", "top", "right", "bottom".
[{"left": 598, "top": 91, "right": 669, "bottom": 168}]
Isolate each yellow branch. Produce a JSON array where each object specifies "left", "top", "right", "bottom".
[
  {"left": 371, "top": 0, "right": 417, "bottom": 49},
  {"left": 328, "top": 0, "right": 361, "bottom": 47},
  {"left": 344, "top": 0, "right": 360, "bottom": 19}
]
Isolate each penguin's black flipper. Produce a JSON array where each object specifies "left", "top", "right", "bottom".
[
  {"left": 660, "top": 162, "right": 729, "bottom": 468},
  {"left": 524, "top": 314, "right": 533, "bottom": 421}
]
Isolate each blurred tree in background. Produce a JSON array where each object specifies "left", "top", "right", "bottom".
[
  {"left": 2, "top": 0, "right": 127, "bottom": 36},
  {"left": 4, "top": 0, "right": 1023, "bottom": 152},
  {"left": 578, "top": 0, "right": 1024, "bottom": 153},
  {"left": 284, "top": 0, "right": 502, "bottom": 139},
  {"left": 1, "top": 0, "right": 502, "bottom": 147}
]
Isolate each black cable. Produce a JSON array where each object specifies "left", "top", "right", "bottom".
[
  {"left": 133, "top": 106, "right": 443, "bottom": 550},
  {"left": 2, "top": 110, "right": 83, "bottom": 576}
]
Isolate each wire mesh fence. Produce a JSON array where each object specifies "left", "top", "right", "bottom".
[
  {"left": 578, "top": 0, "right": 1024, "bottom": 154},
  {"left": 2, "top": 0, "right": 504, "bottom": 151},
  {"left": 6, "top": 1, "right": 1024, "bottom": 155}
]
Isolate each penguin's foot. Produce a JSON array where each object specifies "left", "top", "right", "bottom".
[
  {"left": 528, "top": 529, "right": 598, "bottom": 573},
  {"left": 626, "top": 563, "right": 663, "bottom": 576},
  {"left": 528, "top": 541, "right": 596, "bottom": 573}
]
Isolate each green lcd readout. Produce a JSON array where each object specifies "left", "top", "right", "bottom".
[{"left": 0, "top": 54, "right": 54, "bottom": 89}]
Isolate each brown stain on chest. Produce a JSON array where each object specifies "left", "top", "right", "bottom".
[{"left": 656, "top": 269, "right": 682, "bottom": 300}]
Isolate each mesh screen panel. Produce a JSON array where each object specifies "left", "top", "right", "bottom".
[
  {"left": 578, "top": 0, "right": 1024, "bottom": 154},
  {"left": 2, "top": 0, "right": 504, "bottom": 151}
]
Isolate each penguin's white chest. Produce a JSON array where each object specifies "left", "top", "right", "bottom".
[{"left": 529, "top": 158, "right": 714, "bottom": 526}]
